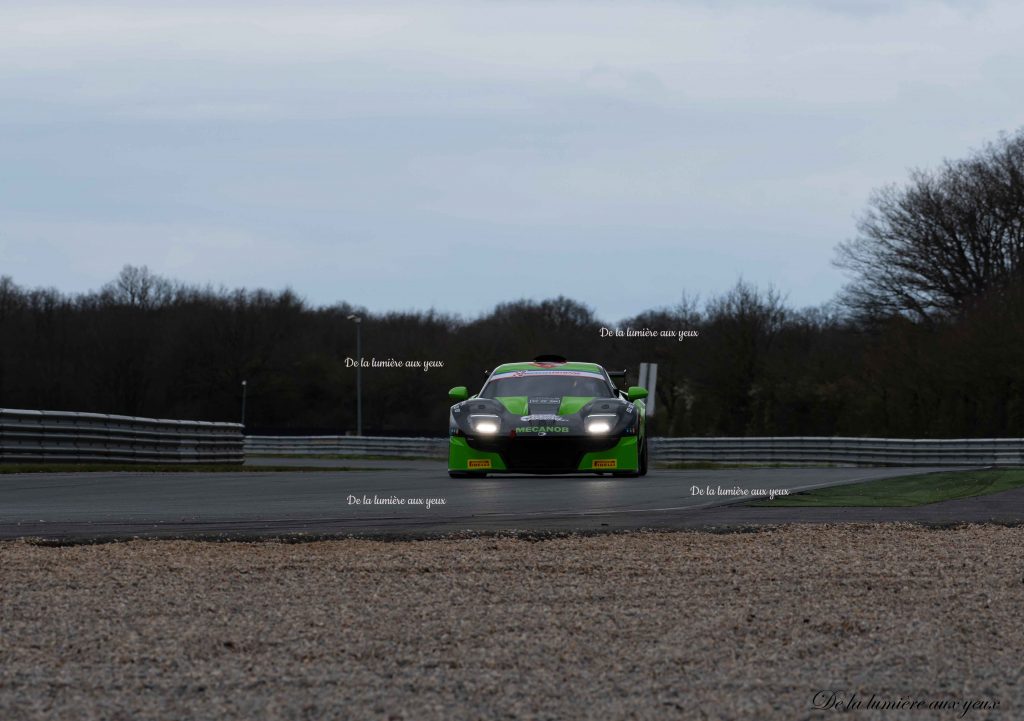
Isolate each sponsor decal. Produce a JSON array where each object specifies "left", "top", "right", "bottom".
[
  {"left": 516, "top": 426, "right": 570, "bottom": 433},
  {"left": 592, "top": 459, "right": 617, "bottom": 469},
  {"left": 468, "top": 459, "right": 492, "bottom": 469},
  {"left": 519, "top": 414, "right": 566, "bottom": 422},
  {"left": 625, "top": 403, "right": 634, "bottom": 413}
]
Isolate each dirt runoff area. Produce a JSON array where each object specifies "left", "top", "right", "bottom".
[{"left": 2, "top": 525, "right": 1021, "bottom": 721}]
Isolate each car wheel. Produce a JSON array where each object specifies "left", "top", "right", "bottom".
[{"left": 639, "top": 436, "right": 649, "bottom": 476}]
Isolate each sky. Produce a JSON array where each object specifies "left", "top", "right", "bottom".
[{"left": 1, "top": 0, "right": 1023, "bottom": 321}]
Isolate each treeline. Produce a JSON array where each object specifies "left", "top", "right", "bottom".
[
  {"left": 1, "top": 267, "right": 1022, "bottom": 437},
  {"left": 4, "top": 130, "right": 1024, "bottom": 437}
]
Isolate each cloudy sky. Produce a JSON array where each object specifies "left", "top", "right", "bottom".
[{"left": 1, "top": 1, "right": 1022, "bottom": 320}]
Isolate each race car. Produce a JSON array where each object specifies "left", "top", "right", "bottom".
[{"left": 447, "top": 356, "right": 649, "bottom": 477}]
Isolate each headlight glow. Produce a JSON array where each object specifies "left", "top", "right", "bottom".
[
  {"left": 585, "top": 414, "right": 618, "bottom": 434},
  {"left": 469, "top": 414, "right": 501, "bottom": 434}
]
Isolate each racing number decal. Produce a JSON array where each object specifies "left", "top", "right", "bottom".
[
  {"left": 468, "top": 459, "right": 492, "bottom": 469},
  {"left": 592, "top": 459, "right": 617, "bottom": 469}
]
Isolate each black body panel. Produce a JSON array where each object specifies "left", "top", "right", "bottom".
[{"left": 467, "top": 435, "right": 620, "bottom": 473}]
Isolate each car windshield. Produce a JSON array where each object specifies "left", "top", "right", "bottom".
[{"left": 480, "top": 373, "right": 614, "bottom": 399}]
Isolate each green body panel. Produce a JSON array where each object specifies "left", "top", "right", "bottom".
[
  {"left": 448, "top": 436, "right": 508, "bottom": 471},
  {"left": 627, "top": 386, "right": 648, "bottom": 401},
  {"left": 494, "top": 396, "right": 528, "bottom": 415},
  {"left": 557, "top": 396, "right": 592, "bottom": 415},
  {"left": 579, "top": 436, "right": 639, "bottom": 471}
]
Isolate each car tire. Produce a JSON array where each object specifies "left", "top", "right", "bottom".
[
  {"left": 449, "top": 471, "right": 486, "bottom": 478},
  {"left": 638, "top": 436, "right": 649, "bottom": 476}
]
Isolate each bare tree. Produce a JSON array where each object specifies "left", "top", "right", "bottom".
[
  {"left": 0, "top": 276, "right": 22, "bottom": 321},
  {"left": 835, "top": 129, "right": 1024, "bottom": 321},
  {"left": 102, "top": 265, "right": 174, "bottom": 308},
  {"left": 696, "top": 281, "right": 788, "bottom": 434}
]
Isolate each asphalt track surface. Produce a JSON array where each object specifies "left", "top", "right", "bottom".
[{"left": 0, "top": 459, "right": 998, "bottom": 540}]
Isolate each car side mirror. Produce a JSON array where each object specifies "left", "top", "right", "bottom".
[
  {"left": 627, "top": 386, "right": 648, "bottom": 402},
  {"left": 449, "top": 386, "right": 470, "bottom": 402}
]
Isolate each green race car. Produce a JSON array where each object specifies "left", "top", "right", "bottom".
[{"left": 447, "top": 356, "right": 649, "bottom": 477}]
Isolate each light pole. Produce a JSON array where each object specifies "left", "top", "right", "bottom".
[
  {"left": 241, "top": 380, "right": 248, "bottom": 427},
  {"left": 347, "top": 314, "right": 362, "bottom": 436}
]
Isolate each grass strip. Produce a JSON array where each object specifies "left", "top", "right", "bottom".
[
  {"left": 749, "top": 469, "right": 1024, "bottom": 507},
  {"left": 658, "top": 461, "right": 817, "bottom": 470}
]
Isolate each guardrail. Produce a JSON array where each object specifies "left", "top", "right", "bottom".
[
  {"left": 0, "top": 408, "right": 244, "bottom": 464},
  {"left": 246, "top": 435, "right": 446, "bottom": 458},
  {"left": 246, "top": 435, "right": 1024, "bottom": 466},
  {"left": 650, "top": 437, "right": 1024, "bottom": 466}
]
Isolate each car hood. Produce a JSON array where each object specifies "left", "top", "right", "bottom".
[{"left": 493, "top": 396, "right": 601, "bottom": 416}]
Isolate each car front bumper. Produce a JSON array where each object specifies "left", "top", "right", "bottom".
[{"left": 448, "top": 434, "right": 639, "bottom": 473}]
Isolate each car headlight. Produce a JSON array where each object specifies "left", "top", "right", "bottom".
[
  {"left": 585, "top": 414, "right": 618, "bottom": 434},
  {"left": 469, "top": 414, "right": 501, "bottom": 434}
]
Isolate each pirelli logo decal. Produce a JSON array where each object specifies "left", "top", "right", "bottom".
[
  {"left": 592, "top": 459, "right": 617, "bottom": 469},
  {"left": 468, "top": 459, "right": 492, "bottom": 469}
]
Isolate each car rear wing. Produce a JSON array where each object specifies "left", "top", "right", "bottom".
[{"left": 607, "top": 369, "right": 628, "bottom": 388}]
